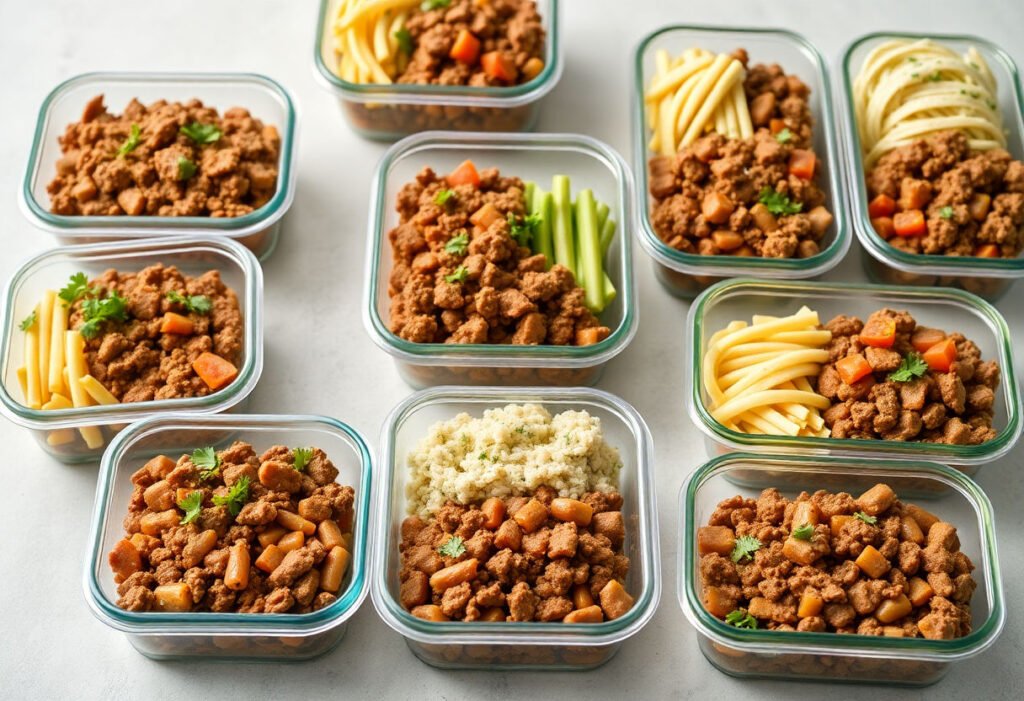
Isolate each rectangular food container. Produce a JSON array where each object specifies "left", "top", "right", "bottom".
[
  {"left": 0, "top": 236, "right": 263, "bottom": 463},
  {"left": 373, "top": 386, "right": 660, "bottom": 670},
  {"left": 838, "top": 32, "right": 1024, "bottom": 302},
  {"left": 363, "top": 131, "right": 637, "bottom": 388},
  {"left": 633, "top": 25, "right": 850, "bottom": 299},
  {"left": 21, "top": 72, "right": 298, "bottom": 260},
  {"left": 314, "top": 0, "right": 562, "bottom": 141},
  {"left": 84, "top": 413, "right": 373, "bottom": 661},
  {"left": 680, "top": 452, "right": 1004, "bottom": 686},
  {"left": 686, "top": 278, "right": 1021, "bottom": 472}
]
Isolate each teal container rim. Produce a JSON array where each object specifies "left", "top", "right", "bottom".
[
  {"left": 631, "top": 24, "right": 851, "bottom": 277},
  {"left": 371, "top": 385, "right": 662, "bottom": 646},
  {"left": 362, "top": 130, "right": 637, "bottom": 368},
  {"left": 0, "top": 236, "right": 264, "bottom": 430},
  {"left": 312, "top": 0, "right": 562, "bottom": 107},
  {"left": 686, "top": 278, "right": 1022, "bottom": 465},
  {"left": 21, "top": 71, "right": 298, "bottom": 237},
  {"left": 679, "top": 452, "right": 1005, "bottom": 661},
  {"left": 83, "top": 413, "right": 373, "bottom": 636},
  {"left": 838, "top": 31, "right": 1024, "bottom": 277}
]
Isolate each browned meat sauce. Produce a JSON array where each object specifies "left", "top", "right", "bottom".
[
  {"left": 818, "top": 309, "right": 999, "bottom": 444},
  {"left": 649, "top": 52, "right": 833, "bottom": 259},
  {"left": 399, "top": 489, "right": 634, "bottom": 623},
  {"left": 698, "top": 484, "right": 976, "bottom": 639},
  {"left": 387, "top": 166, "right": 610, "bottom": 346},
  {"left": 867, "top": 130, "right": 1024, "bottom": 257},
  {"left": 48, "top": 96, "right": 280, "bottom": 217},
  {"left": 110, "top": 442, "right": 356, "bottom": 614},
  {"left": 72, "top": 265, "right": 242, "bottom": 402}
]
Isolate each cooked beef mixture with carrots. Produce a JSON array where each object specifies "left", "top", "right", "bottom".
[
  {"left": 399, "top": 488, "right": 634, "bottom": 623},
  {"left": 47, "top": 96, "right": 280, "bottom": 217},
  {"left": 398, "top": 0, "right": 545, "bottom": 87},
  {"left": 649, "top": 52, "right": 833, "bottom": 258},
  {"left": 64, "top": 265, "right": 242, "bottom": 401},
  {"left": 698, "top": 483, "right": 976, "bottom": 639},
  {"left": 387, "top": 162, "right": 611, "bottom": 346},
  {"left": 110, "top": 442, "right": 356, "bottom": 614},
  {"left": 866, "top": 130, "right": 1024, "bottom": 257},
  {"left": 817, "top": 308, "right": 999, "bottom": 444}
]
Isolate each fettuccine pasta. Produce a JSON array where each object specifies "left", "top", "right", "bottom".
[{"left": 332, "top": 0, "right": 419, "bottom": 84}]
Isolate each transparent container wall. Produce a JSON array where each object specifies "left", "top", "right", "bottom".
[
  {"left": 841, "top": 34, "right": 1024, "bottom": 302},
  {"left": 635, "top": 27, "right": 846, "bottom": 299},
  {"left": 90, "top": 417, "right": 370, "bottom": 661},
  {"left": 685, "top": 456, "right": 999, "bottom": 686},
  {"left": 402, "top": 638, "right": 620, "bottom": 671}
]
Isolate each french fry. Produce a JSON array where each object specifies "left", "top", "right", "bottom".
[
  {"left": 48, "top": 297, "right": 69, "bottom": 395},
  {"left": 24, "top": 304, "right": 43, "bottom": 409},
  {"left": 64, "top": 330, "right": 103, "bottom": 450},
  {"left": 37, "top": 290, "right": 56, "bottom": 405}
]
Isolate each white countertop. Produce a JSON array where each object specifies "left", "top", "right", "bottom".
[{"left": 1, "top": 1, "right": 1022, "bottom": 699}]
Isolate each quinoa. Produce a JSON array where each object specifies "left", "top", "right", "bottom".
[{"left": 405, "top": 404, "right": 622, "bottom": 517}]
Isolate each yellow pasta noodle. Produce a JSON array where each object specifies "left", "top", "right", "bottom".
[
  {"left": 24, "top": 304, "right": 43, "bottom": 410},
  {"left": 48, "top": 296, "right": 69, "bottom": 395},
  {"left": 80, "top": 375, "right": 121, "bottom": 406},
  {"left": 37, "top": 291, "right": 56, "bottom": 405},
  {"left": 64, "top": 330, "right": 104, "bottom": 450}
]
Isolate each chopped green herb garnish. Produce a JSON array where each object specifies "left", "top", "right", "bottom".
[
  {"left": 444, "top": 231, "right": 469, "bottom": 256},
  {"left": 438, "top": 535, "right": 466, "bottom": 558},
  {"left": 19, "top": 310, "right": 37, "bottom": 332},
  {"left": 445, "top": 266, "right": 469, "bottom": 284},
  {"left": 177, "top": 156, "right": 197, "bottom": 181},
  {"left": 58, "top": 272, "right": 99, "bottom": 305},
  {"left": 854, "top": 511, "right": 877, "bottom": 525},
  {"left": 986, "top": 99, "right": 997, "bottom": 110},
  {"left": 213, "top": 475, "right": 251, "bottom": 517},
  {"left": 731, "top": 535, "right": 762, "bottom": 563},
  {"left": 911, "top": 72, "right": 919, "bottom": 78},
  {"left": 394, "top": 28, "right": 413, "bottom": 55},
  {"left": 421, "top": 0, "right": 451, "bottom": 10},
  {"left": 292, "top": 447, "right": 313, "bottom": 473},
  {"left": 907, "top": 56, "right": 918, "bottom": 63},
  {"left": 758, "top": 187, "right": 802, "bottom": 216},
  {"left": 725, "top": 609, "right": 758, "bottom": 629},
  {"left": 79, "top": 291, "right": 129, "bottom": 339},
  {"left": 939, "top": 205, "right": 954, "bottom": 220},
  {"left": 477, "top": 452, "right": 488, "bottom": 461},
  {"left": 117, "top": 124, "right": 142, "bottom": 157},
  {"left": 888, "top": 351, "right": 929, "bottom": 383},
  {"left": 166, "top": 290, "right": 212, "bottom": 315},
  {"left": 792, "top": 523, "right": 814, "bottom": 541},
  {"left": 179, "top": 122, "right": 222, "bottom": 144},
  {"left": 192, "top": 446, "right": 221, "bottom": 481},
  {"left": 178, "top": 490, "right": 204, "bottom": 525},
  {"left": 434, "top": 188, "right": 455, "bottom": 206},
  {"left": 774, "top": 127, "right": 793, "bottom": 144},
  {"left": 926, "top": 71, "right": 942, "bottom": 82},
  {"left": 507, "top": 211, "right": 540, "bottom": 247}
]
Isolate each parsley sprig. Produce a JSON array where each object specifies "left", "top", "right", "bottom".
[
  {"left": 292, "top": 447, "right": 313, "bottom": 473},
  {"left": 394, "top": 28, "right": 413, "bottom": 55},
  {"left": 725, "top": 609, "right": 758, "bottom": 629},
  {"left": 445, "top": 266, "right": 469, "bottom": 284},
  {"left": 192, "top": 446, "right": 221, "bottom": 481},
  {"left": 58, "top": 272, "right": 100, "bottom": 305},
  {"left": 730, "top": 535, "right": 762, "bottom": 563},
  {"left": 774, "top": 127, "right": 793, "bottom": 144},
  {"left": 19, "top": 310, "right": 37, "bottom": 332},
  {"left": 213, "top": 475, "right": 251, "bottom": 517},
  {"left": 939, "top": 205, "right": 954, "bottom": 220},
  {"left": 854, "top": 511, "right": 877, "bottom": 525},
  {"left": 166, "top": 290, "right": 212, "bottom": 315},
  {"left": 888, "top": 352, "right": 929, "bottom": 383},
  {"left": 791, "top": 523, "right": 814, "bottom": 541},
  {"left": 177, "top": 156, "right": 197, "bottom": 181},
  {"left": 421, "top": 0, "right": 451, "bottom": 10},
  {"left": 444, "top": 231, "right": 469, "bottom": 256},
  {"left": 438, "top": 535, "right": 466, "bottom": 558},
  {"left": 117, "top": 124, "right": 142, "bottom": 157},
  {"left": 758, "top": 187, "right": 803, "bottom": 216},
  {"left": 79, "top": 292, "right": 129, "bottom": 339},
  {"left": 180, "top": 122, "right": 222, "bottom": 144},
  {"left": 507, "top": 211, "right": 540, "bottom": 247},
  {"left": 434, "top": 188, "right": 455, "bottom": 206},
  {"left": 178, "top": 490, "right": 204, "bottom": 525}
]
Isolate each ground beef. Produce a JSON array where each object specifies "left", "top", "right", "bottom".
[{"left": 47, "top": 96, "right": 280, "bottom": 218}]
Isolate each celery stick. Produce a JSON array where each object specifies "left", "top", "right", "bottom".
[
  {"left": 596, "top": 201, "right": 610, "bottom": 231},
  {"left": 551, "top": 175, "right": 576, "bottom": 275},
  {"left": 531, "top": 190, "right": 554, "bottom": 265},
  {"left": 602, "top": 271, "right": 617, "bottom": 305},
  {"left": 524, "top": 181, "right": 536, "bottom": 211},
  {"left": 599, "top": 217, "right": 616, "bottom": 257},
  {"left": 576, "top": 188, "right": 604, "bottom": 312}
]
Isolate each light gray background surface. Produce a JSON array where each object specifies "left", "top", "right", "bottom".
[{"left": 0, "top": 1, "right": 1021, "bottom": 699}]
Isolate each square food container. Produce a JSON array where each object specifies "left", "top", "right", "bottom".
[
  {"left": 838, "top": 32, "right": 1024, "bottom": 302},
  {"left": 363, "top": 131, "right": 637, "bottom": 388},
  {"left": 686, "top": 278, "right": 1021, "bottom": 472},
  {"left": 632, "top": 25, "right": 850, "bottom": 299},
  {"left": 0, "top": 236, "right": 264, "bottom": 463},
  {"left": 372, "top": 386, "right": 660, "bottom": 670},
  {"left": 680, "top": 452, "right": 1005, "bottom": 686},
  {"left": 21, "top": 72, "right": 298, "bottom": 260},
  {"left": 84, "top": 413, "right": 373, "bottom": 661},
  {"left": 314, "top": 0, "right": 562, "bottom": 141}
]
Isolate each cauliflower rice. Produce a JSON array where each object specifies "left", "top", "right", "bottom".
[{"left": 405, "top": 404, "right": 623, "bottom": 517}]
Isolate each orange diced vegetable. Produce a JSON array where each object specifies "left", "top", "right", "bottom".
[
  {"left": 904, "top": 504, "right": 939, "bottom": 533},
  {"left": 449, "top": 29, "right": 481, "bottom": 65},
  {"left": 911, "top": 327, "right": 946, "bottom": 353},
  {"left": 893, "top": 209, "right": 926, "bottom": 237},
  {"left": 192, "top": 352, "right": 238, "bottom": 391},
  {"left": 922, "top": 338, "right": 957, "bottom": 373},
  {"left": 872, "top": 216, "right": 895, "bottom": 240},
  {"left": 830, "top": 514, "right": 854, "bottom": 537},
  {"left": 787, "top": 149, "right": 816, "bottom": 180},
  {"left": 868, "top": 194, "right": 897, "bottom": 218},
  {"left": 968, "top": 193, "right": 991, "bottom": 221},
  {"left": 470, "top": 202, "right": 502, "bottom": 229},
  {"left": 769, "top": 118, "right": 786, "bottom": 134},
  {"left": 855, "top": 545, "right": 890, "bottom": 579},
  {"left": 974, "top": 243, "right": 1000, "bottom": 258},
  {"left": 791, "top": 501, "right": 820, "bottom": 528},
  {"left": 160, "top": 312, "right": 194, "bottom": 335},
  {"left": 908, "top": 577, "right": 935, "bottom": 607},
  {"left": 108, "top": 538, "right": 141, "bottom": 583},
  {"left": 856, "top": 483, "right": 896, "bottom": 515},
  {"left": 697, "top": 526, "right": 735, "bottom": 556},
  {"left": 704, "top": 586, "right": 736, "bottom": 618},
  {"left": 480, "top": 51, "right": 517, "bottom": 82},
  {"left": 797, "top": 589, "right": 824, "bottom": 618},
  {"left": 874, "top": 594, "right": 912, "bottom": 624},
  {"left": 447, "top": 159, "right": 480, "bottom": 188},
  {"left": 836, "top": 353, "right": 872, "bottom": 385},
  {"left": 575, "top": 327, "right": 611, "bottom": 346},
  {"left": 899, "top": 180, "right": 932, "bottom": 211},
  {"left": 859, "top": 316, "right": 896, "bottom": 349},
  {"left": 901, "top": 516, "right": 925, "bottom": 545},
  {"left": 702, "top": 191, "right": 735, "bottom": 224},
  {"left": 782, "top": 536, "right": 819, "bottom": 565}
]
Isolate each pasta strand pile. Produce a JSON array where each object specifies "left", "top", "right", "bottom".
[
  {"left": 332, "top": 0, "right": 420, "bottom": 84},
  {"left": 854, "top": 38, "right": 1005, "bottom": 168},
  {"left": 646, "top": 47, "right": 753, "bottom": 157},
  {"left": 703, "top": 307, "right": 832, "bottom": 437}
]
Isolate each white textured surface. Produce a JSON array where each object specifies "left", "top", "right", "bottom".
[{"left": 0, "top": 1, "right": 1022, "bottom": 699}]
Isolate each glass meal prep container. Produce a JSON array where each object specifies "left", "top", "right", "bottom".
[
  {"left": 680, "top": 452, "right": 1005, "bottom": 686},
  {"left": 21, "top": 72, "right": 298, "bottom": 261},
  {"left": 363, "top": 131, "right": 637, "bottom": 388},
  {"left": 686, "top": 278, "right": 1021, "bottom": 473},
  {"left": 632, "top": 25, "right": 850, "bottom": 299},
  {"left": 372, "top": 386, "right": 660, "bottom": 670},
  {"left": 0, "top": 236, "right": 264, "bottom": 464},
  {"left": 313, "top": 0, "right": 562, "bottom": 141},
  {"left": 839, "top": 32, "right": 1024, "bottom": 303},
  {"left": 84, "top": 413, "right": 373, "bottom": 661}
]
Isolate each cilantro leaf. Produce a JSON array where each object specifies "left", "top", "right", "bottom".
[
  {"left": 292, "top": 447, "right": 313, "bottom": 472},
  {"left": 79, "top": 291, "right": 129, "bottom": 339},
  {"left": 117, "top": 124, "right": 142, "bottom": 157},
  {"left": 177, "top": 156, "right": 197, "bottom": 181},
  {"left": 212, "top": 475, "right": 251, "bottom": 517},
  {"left": 888, "top": 352, "right": 929, "bottom": 383},
  {"left": 192, "top": 446, "right": 221, "bottom": 481},
  {"left": 730, "top": 535, "right": 762, "bottom": 563},
  {"left": 854, "top": 511, "right": 877, "bottom": 525},
  {"left": 58, "top": 272, "right": 97, "bottom": 305},
  {"left": 792, "top": 523, "right": 814, "bottom": 541},
  {"left": 166, "top": 290, "right": 212, "bottom": 315},
  {"left": 926, "top": 71, "right": 942, "bottom": 82},
  {"left": 774, "top": 127, "right": 793, "bottom": 144},
  {"left": 19, "top": 310, "right": 37, "bottom": 332},
  {"left": 758, "top": 187, "right": 803, "bottom": 216},
  {"left": 725, "top": 609, "right": 758, "bottom": 629},
  {"left": 438, "top": 535, "right": 466, "bottom": 558},
  {"left": 434, "top": 188, "right": 455, "bottom": 206},
  {"left": 444, "top": 231, "right": 469, "bottom": 256},
  {"left": 445, "top": 266, "right": 469, "bottom": 284},
  {"left": 507, "top": 211, "right": 540, "bottom": 247},
  {"left": 180, "top": 122, "right": 222, "bottom": 145},
  {"left": 421, "top": 0, "right": 451, "bottom": 10},
  {"left": 178, "top": 490, "right": 204, "bottom": 525},
  {"left": 939, "top": 205, "right": 954, "bottom": 220},
  {"left": 394, "top": 28, "right": 413, "bottom": 55}
]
